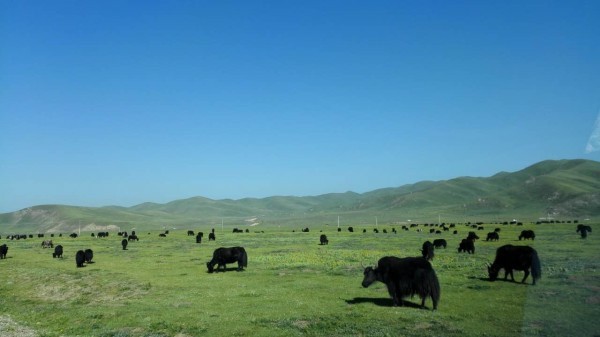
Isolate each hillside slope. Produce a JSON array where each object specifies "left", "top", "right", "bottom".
[{"left": 1, "top": 159, "right": 598, "bottom": 232}]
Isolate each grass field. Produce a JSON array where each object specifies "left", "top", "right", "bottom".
[{"left": 1, "top": 222, "right": 598, "bottom": 337}]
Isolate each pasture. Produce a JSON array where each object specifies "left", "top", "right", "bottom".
[{"left": 0, "top": 222, "right": 598, "bottom": 337}]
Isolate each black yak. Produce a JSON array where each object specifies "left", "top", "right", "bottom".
[
  {"left": 207, "top": 247, "right": 247, "bottom": 273},
  {"left": 320, "top": 234, "right": 329, "bottom": 245},
  {"left": 467, "top": 231, "right": 479, "bottom": 241},
  {"left": 208, "top": 232, "right": 216, "bottom": 241},
  {"left": 75, "top": 250, "right": 86, "bottom": 267},
  {"left": 187, "top": 230, "right": 195, "bottom": 236},
  {"left": 486, "top": 232, "right": 499, "bottom": 241},
  {"left": 518, "top": 230, "right": 535, "bottom": 240},
  {"left": 196, "top": 232, "right": 203, "bottom": 243},
  {"left": 0, "top": 244, "right": 8, "bottom": 259},
  {"left": 84, "top": 249, "right": 94, "bottom": 263},
  {"left": 488, "top": 244, "right": 541, "bottom": 285},
  {"left": 576, "top": 224, "right": 592, "bottom": 232},
  {"left": 121, "top": 239, "right": 128, "bottom": 250},
  {"left": 421, "top": 241, "right": 434, "bottom": 261},
  {"left": 458, "top": 239, "right": 475, "bottom": 254},
  {"left": 576, "top": 225, "right": 592, "bottom": 239},
  {"left": 52, "top": 245, "right": 63, "bottom": 258},
  {"left": 361, "top": 256, "right": 440, "bottom": 310},
  {"left": 433, "top": 239, "right": 447, "bottom": 249}
]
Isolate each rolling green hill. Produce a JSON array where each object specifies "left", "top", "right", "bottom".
[{"left": 1, "top": 159, "right": 599, "bottom": 233}]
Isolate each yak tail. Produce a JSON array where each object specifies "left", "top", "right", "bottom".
[
  {"left": 241, "top": 249, "right": 248, "bottom": 268},
  {"left": 531, "top": 250, "right": 542, "bottom": 282},
  {"left": 427, "top": 269, "right": 441, "bottom": 310},
  {"left": 416, "top": 268, "right": 441, "bottom": 310}
]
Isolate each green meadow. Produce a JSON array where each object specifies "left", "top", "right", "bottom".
[{"left": 0, "top": 222, "right": 598, "bottom": 337}]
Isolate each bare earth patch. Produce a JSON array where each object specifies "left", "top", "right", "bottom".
[
  {"left": 33, "top": 274, "right": 149, "bottom": 304},
  {"left": 0, "top": 316, "right": 37, "bottom": 337}
]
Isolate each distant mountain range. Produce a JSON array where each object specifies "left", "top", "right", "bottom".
[{"left": 1, "top": 159, "right": 599, "bottom": 233}]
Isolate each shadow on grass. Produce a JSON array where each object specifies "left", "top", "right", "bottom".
[
  {"left": 206, "top": 267, "right": 246, "bottom": 273},
  {"left": 468, "top": 275, "right": 531, "bottom": 286},
  {"left": 344, "top": 297, "right": 426, "bottom": 309}
]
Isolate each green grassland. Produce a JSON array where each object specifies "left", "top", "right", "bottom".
[{"left": 1, "top": 222, "right": 599, "bottom": 337}]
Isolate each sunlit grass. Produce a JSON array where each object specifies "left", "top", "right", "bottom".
[{"left": 0, "top": 223, "right": 598, "bottom": 336}]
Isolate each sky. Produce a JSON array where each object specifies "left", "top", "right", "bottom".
[{"left": 1, "top": 1, "right": 599, "bottom": 213}]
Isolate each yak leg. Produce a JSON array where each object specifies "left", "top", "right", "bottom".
[
  {"left": 521, "top": 269, "right": 530, "bottom": 284},
  {"left": 504, "top": 269, "right": 515, "bottom": 282},
  {"left": 386, "top": 283, "right": 401, "bottom": 306}
]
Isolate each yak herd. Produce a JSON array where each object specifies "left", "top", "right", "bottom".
[{"left": 0, "top": 222, "right": 592, "bottom": 311}]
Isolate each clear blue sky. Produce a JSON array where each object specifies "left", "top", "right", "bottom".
[{"left": 1, "top": 1, "right": 599, "bottom": 213}]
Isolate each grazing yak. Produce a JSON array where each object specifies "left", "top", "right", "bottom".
[
  {"left": 362, "top": 256, "right": 440, "bottom": 310},
  {"left": 206, "top": 247, "right": 247, "bottom": 273},
  {"left": 488, "top": 244, "right": 541, "bottom": 285},
  {"left": 41, "top": 240, "right": 53, "bottom": 248},
  {"left": 75, "top": 250, "right": 86, "bottom": 267},
  {"left": 486, "top": 232, "right": 499, "bottom": 241},
  {"left": 576, "top": 225, "right": 592, "bottom": 239},
  {"left": 121, "top": 239, "right": 128, "bottom": 250},
  {"left": 519, "top": 230, "right": 535, "bottom": 241},
  {"left": 577, "top": 224, "right": 592, "bottom": 232},
  {"left": 0, "top": 244, "right": 8, "bottom": 259},
  {"left": 320, "top": 234, "right": 329, "bottom": 245},
  {"left": 196, "top": 232, "right": 203, "bottom": 243},
  {"left": 208, "top": 232, "right": 216, "bottom": 241},
  {"left": 52, "top": 245, "right": 63, "bottom": 258},
  {"left": 433, "top": 239, "right": 447, "bottom": 249},
  {"left": 458, "top": 239, "right": 475, "bottom": 254},
  {"left": 84, "top": 249, "right": 94, "bottom": 263},
  {"left": 467, "top": 231, "right": 479, "bottom": 241},
  {"left": 421, "top": 241, "right": 434, "bottom": 261}
]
